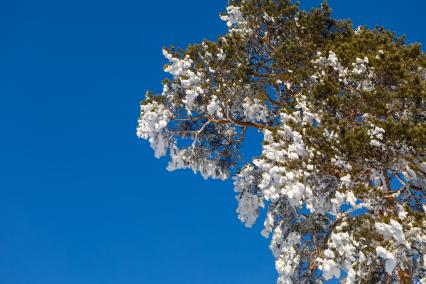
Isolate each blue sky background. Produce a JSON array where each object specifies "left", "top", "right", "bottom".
[{"left": 0, "top": 1, "right": 425, "bottom": 283}]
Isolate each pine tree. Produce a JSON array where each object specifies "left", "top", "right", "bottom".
[{"left": 137, "top": 1, "right": 426, "bottom": 283}]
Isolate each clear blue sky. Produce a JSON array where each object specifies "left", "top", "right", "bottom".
[{"left": 0, "top": 1, "right": 424, "bottom": 284}]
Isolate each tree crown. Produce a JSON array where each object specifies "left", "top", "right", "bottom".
[{"left": 137, "top": 1, "right": 426, "bottom": 283}]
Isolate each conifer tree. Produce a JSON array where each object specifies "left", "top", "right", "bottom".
[{"left": 137, "top": 1, "right": 426, "bottom": 282}]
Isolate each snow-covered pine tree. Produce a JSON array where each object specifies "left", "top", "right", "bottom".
[{"left": 137, "top": 1, "right": 426, "bottom": 283}]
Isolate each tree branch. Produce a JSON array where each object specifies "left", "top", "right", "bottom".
[{"left": 234, "top": 127, "right": 247, "bottom": 143}]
